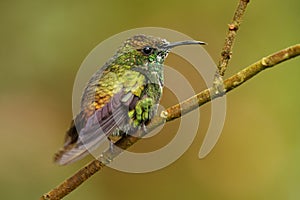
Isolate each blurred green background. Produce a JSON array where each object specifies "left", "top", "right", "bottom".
[{"left": 1, "top": 0, "right": 300, "bottom": 199}]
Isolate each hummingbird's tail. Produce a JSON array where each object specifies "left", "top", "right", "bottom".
[
  {"left": 54, "top": 113, "right": 87, "bottom": 165},
  {"left": 53, "top": 126, "right": 92, "bottom": 165},
  {"left": 54, "top": 144, "right": 77, "bottom": 165},
  {"left": 53, "top": 104, "right": 125, "bottom": 165},
  {"left": 53, "top": 121, "right": 82, "bottom": 165},
  {"left": 54, "top": 143, "right": 91, "bottom": 165}
]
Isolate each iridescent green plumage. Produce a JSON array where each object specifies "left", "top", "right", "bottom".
[{"left": 55, "top": 34, "right": 205, "bottom": 165}]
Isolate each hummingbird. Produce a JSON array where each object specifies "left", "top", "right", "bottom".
[{"left": 54, "top": 34, "right": 205, "bottom": 165}]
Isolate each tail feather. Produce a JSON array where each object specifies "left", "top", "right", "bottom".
[{"left": 54, "top": 121, "right": 81, "bottom": 165}]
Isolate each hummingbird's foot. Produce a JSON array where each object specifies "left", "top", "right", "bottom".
[
  {"left": 109, "top": 140, "right": 114, "bottom": 153},
  {"left": 100, "top": 139, "right": 123, "bottom": 164},
  {"left": 141, "top": 123, "right": 148, "bottom": 134},
  {"left": 128, "top": 97, "right": 154, "bottom": 128}
]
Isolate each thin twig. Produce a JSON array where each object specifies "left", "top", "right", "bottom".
[
  {"left": 40, "top": 44, "right": 300, "bottom": 200},
  {"left": 217, "top": 0, "right": 250, "bottom": 76}
]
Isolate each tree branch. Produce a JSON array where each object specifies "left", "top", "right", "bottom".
[
  {"left": 41, "top": 44, "right": 300, "bottom": 200},
  {"left": 217, "top": 0, "right": 250, "bottom": 77},
  {"left": 212, "top": 0, "right": 249, "bottom": 100}
]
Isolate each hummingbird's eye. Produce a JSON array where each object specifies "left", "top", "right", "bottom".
[{"left": 141, "top": 46, "right": 153, "bottom": 55}]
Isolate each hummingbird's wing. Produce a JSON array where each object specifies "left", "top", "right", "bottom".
[
  {"left": 55, "top": 93, "right": 130, "bottom": 165},
  {"left": 55, "top": 68, "right": 146, "bottom": 165}
]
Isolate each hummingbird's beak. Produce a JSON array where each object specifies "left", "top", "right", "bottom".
[{"left": 164, "top": 40, "right": 206, "bottom": 49}]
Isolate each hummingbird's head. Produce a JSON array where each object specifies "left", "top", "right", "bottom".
[{"left": 115, "top": 34, "right": 206, "bottom": 66}]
